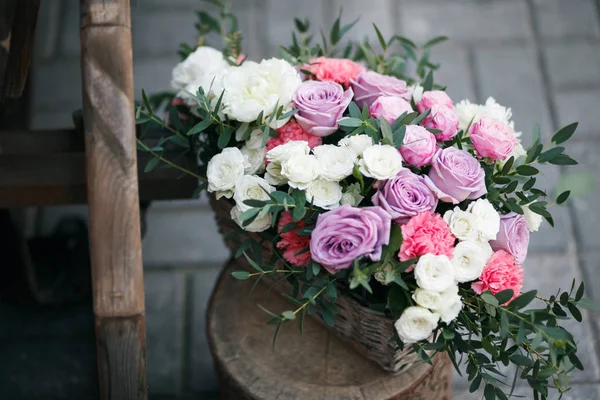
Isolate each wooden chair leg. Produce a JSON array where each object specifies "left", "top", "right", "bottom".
[{"left": 79, "top": 1, "right": 147, "bottom": 399}]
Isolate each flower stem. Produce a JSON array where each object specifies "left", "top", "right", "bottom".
[{"left": 136, "top": 138, "right": 207, "bottom": 182}]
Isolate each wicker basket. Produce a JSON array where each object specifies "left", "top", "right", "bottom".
[{"left": 209, "top": 195, "right": 422, "bottom": 374}]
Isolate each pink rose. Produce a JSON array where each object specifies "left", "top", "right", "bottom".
[
  {"left": 489, "top": 213, "right": 530, "bottom": 265},
  {"left": 398, "top": 212, "right": 455, "bottom": 262},
  {"left": 293, "top": 81, "right": 353, "bottom": 137},
  {"left": 369, "top": 96, "right": 413, "bottom": 125},
  {"left": 417, "top": 90, "right": 453, "bottom": 113},
  {"left": 472, "top": 250, "right": 524, "bottom": 304},
  {"left": 303, "top": 57, "right": 366, "bottom": 87},
  {"left": 350, "top": 71, "right": 411, "bottom": 109},
  {"left": 400, "top": 125, "right": 437, "bottom": 167},
  {"left": 469, "top": 117, "right": 517, "bottom": 160},
  {"left": 422, "top": 105, "right": 459, "bottom": 142},
  {"left": 425, "top": 147, "right": 487, "bottom": 204}
]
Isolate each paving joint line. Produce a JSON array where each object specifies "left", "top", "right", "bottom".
[{"left": 180, "top": 272, "right": 195, "bottom": 392}]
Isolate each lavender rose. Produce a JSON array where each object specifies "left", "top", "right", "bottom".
[
  {"left": 310, "top": 205, "right": 392, "bottom": 272},
  {"left": 350, "top": 71, "right": 411, "bottom": 109},
  {"left": 400, "top": 125, "right": 438, "bottom": 167},
  {"left": 293, "top": 80, "right": 353, "bottom": 137},
  {"left": 372, "top": 170, "right": 438, "bottom": 224},
  {"left": 369, "top": 95, "right": 413, "bottom": 125},
  {"left": 490, "top": 213, "right": 530, "bottom": 264},
  {"left": 424, "top": 147, "right": 487, "bottom": 204}
]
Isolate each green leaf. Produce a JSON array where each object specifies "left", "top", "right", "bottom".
[
  {"left": 338, "top": 117, "right": 362, "bottom": 128},
  {"left": 422, "top": 70, "right": 434, "bottom": 92},
  {"left": 509, "top": 290, "right": 537, "bottom": 310},
  {"left": 372, "top": 23, "right": 387, "bottom": 51},
  {"left": 556, "top": 190, "right": 571, "bottom": 205},
  {"left": 579, "top": 298, "right": 600, "bottom": 311},
  {"left": 510, "top": 354, "right": 534, "bottom": 367},
  {"left": 144, "top": 157, "right": 160, "bottom": 173},
  {"left": 187, "top": 118, "right": 212, "bottom": 136},
  {"left": 422, "top": 35, "right": 448, "bottom": 48},
  {"left": 537, "top": 146, "right": 565, "bottom": 163},
  {"left": 576, "top": 281, "right": 585, "bottom": 301},
  {"left": 481, "top": 292, "right": 499, "bottom": 306},
  {"left": 348, "top": 102, "right": 361, "bottom": 119},
  {"left": 484, "top": 384, "right": 496, "bottom": 400},
  {"left": 516, "top": 165, "right": 539, "bottom": 176},
  {"left": 380, "top": 117, "right": 393, "bottom": 145},
  {"left": 380, "top": 224, "right": 403, "bottom": 263},
  {"left": 167, "top": 135, "right": 190, "bottom": 149},
  {"left": 568, "top": 303, "right": 582, "bottom": 322},
  {"left": 393, "top": 125, "right": 406, "bottom": 148},
  {"left": 231, "top": 271, "right": 250, "bottom": 280},
  {"left": 551, "top": 122, "right": 578, "bottom": 144},
  {"left": 319, "top": 305, "right": 335, "bottom": 327},
  {"left": 412, "top": 108, "right": 431, "bottom": 126},
  {"left": 532, "top": 123, "right": 541, "bottom": 143},
  {"left": 141, "top": 89, "right": 153, "bottom": 114},
  {"left": 549, "top": 154, "right": 578, "bottom": 166},
  {"left": 522, "top": 177, "right": 536, "bottom": 191},
  {"left": 282, "top": 311, "right": 296, "bottom": 320},
  {"left": 494, "top": 289, "right": 514, "bottom": 305},
  {"left": 501, "top": 156, "right": 515, "bottom": 175},
  {"left": 217, "top": 127, "right": 233, "bottom": 149}
]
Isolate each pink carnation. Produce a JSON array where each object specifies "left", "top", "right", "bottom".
[
  {"left": 265, "top": 119, "right": 322, "bottom": 153},
  {"left": 303, "top": 57, "right": 366, "bottom": 87},
  {"left": 472, "top": 250, "right": 524, "bottom": 304},
  {"left": 277, "top": 211, "right": 311, "bottom": 267},
  {"left": 398, "top": 212, "right": 455, "bottom": 262}
]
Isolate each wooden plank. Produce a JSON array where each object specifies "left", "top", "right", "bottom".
[
  {"left": 1, "top": 0, "right": 40, "bottom": 98},
  {"left": 80, "top": 0, "right": 147, "bottom": 398},
  {"left": 95, "top": 315, "right": 148, "bottom": 400}
]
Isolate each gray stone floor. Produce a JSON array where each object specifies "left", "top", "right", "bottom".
[{"left": 4, "top": 0, "right": 599, "bottom": 399}]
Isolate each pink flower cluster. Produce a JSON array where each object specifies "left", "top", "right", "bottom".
[
  {"left": 398, "top": 212, "right": 455, "bottom": 262},
  {"left": 277, "top": 211, "right": 312, "bottom": 267},
  {"left": 265, "top": 120, "right": 322, "bottom": 153},
  {"left": 472, "top": 250, "right": 524, "bottom": 304}
]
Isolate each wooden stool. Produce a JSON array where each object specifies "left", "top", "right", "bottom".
[{"left": 207, "top": 260, "right": 453, "bottom": 400}]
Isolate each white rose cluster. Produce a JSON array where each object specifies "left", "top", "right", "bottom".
[
  {"left": 171, "top": 46, "right": 231, "bottom": 107},
  {"left": 455, "top": 97, "right": 522, "bottom": 138}
]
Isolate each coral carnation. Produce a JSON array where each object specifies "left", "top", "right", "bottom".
[
  {"left": 303, "top": 57, "right": 366, "bottom": 87},
  {"left": 277, "top": 211, "right": 311, "bottom": 267},
  {"left": 398, "top": 212, "right": 455, "bottom": 262},
  {"left": 472, "top": 250, "right": 524, "bottom": 304},
  {"left": 266, "top": 120, "right": 322, "bottom": 154}
]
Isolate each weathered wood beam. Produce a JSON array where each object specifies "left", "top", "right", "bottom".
[
  {"left": 80, "top": 0, "right": 147, "bottom": 398},
  {"left": 0, "top": 0, "right": 40, "bottom": 98}
]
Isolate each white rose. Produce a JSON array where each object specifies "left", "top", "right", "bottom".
[
  {"left": 437, "top": 294, "right": 463, "bottom": 324},
  {"left": 338, "top": 134, "right": 373, "bottom": 157},
  {"left": 230, "top": 205, "right": 272, "bottom": 232},
  {"left": 412, "top": 288, "right": 445, "bottom": 310},
  {"left": 266, "top": 140, "right": 310, "bottom": 164},
  {"left": 312, "top": 144, "right": 356, "bottom": 181},
  {"left": 240, "top": 145, "right": 265, "bottom": 175},
  {"left": 443, "top": 207, "right": 479, "bottom": 242},
  {"left": 233, "top": 175, "right": 274, "bottom": 212},
  {"left": 206, "top": 147, "right": 245, "bottom": 199},
  {"left": 414, "top": 254, "right": 455, "bottom": 292},
  {"left": 467, "top": 199, "right": 500, "bottom": 242},
  {"left": 171, "top": 46, "right": 230, "bottom": 106},
  {"left": 264, "top": 162, "right": 287, "bottom": 186},
  {"left": 455, "top": 97, "right": 521, "bottom": 138},
  {"left": 305, "top": 179, "right": 342, "bottom": 209},
  {"left": 522, "top": 204, "right": 543, "bottom": 232},
  {"left": 411, "top": 83, "right": 424, "bottom": 103},
  {"left": 341, "top": 183, "right": 364, "bottom": 206},
  {"left": 281, "top": 154, "right": 321, "bottom": 190},
  {"left": 358, "top": 144, "right": 404, "bottom": 180},
  {"left": 220, "top": 58, "right": 302, "bottom": 123},
  {"left": 452, "top": 241, "right": 489, "bottom": 283},
  {"left": 394, "top": 306, "right": 439, "bottom": 344}
]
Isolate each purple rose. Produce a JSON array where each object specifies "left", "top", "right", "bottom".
[
  {"left": 310, "top": 205, "right": 392, "bottom": 272},
  {"left": 400, "top": 125, "right": 438, "bottom": 167},
  {"left": 424, "top": 147, "right": 487, "bottom": 204},
  {"left": 490, "top": 213, "right": 530, "bottom": 265},
  {"left": 372, "top": 170, "right": 438, "bottom": 224},
  {"left": 369, "top": 95, "right": 413, "bottom": 125},
  {"left": 350, "top": 71, "right": 411, "bottom": 109},
  {"left": 292, "top": 81, "right": 353, "bottom": 137}
]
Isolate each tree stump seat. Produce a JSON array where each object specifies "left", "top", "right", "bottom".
[{"left": 207, "top": 260, "right": 453, "bottom": 400}]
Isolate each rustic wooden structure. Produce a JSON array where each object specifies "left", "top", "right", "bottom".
[
  {"left": 0, "top": 0, "right": 200, "bottom": 398},
  {"left": 208, "top": 260, "right": 453, "bottom": 400}
]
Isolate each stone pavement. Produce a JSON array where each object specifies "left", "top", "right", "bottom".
[{"left": 4, "top": 0, "right": 598, "bottom": 398}]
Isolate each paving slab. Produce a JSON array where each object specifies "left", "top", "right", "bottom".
[
  {"left": 544, "top": 42, "right": 600, "bottom": 88},
  {"left": 533, "top": 0, "right": 600, "bottom": 39}
]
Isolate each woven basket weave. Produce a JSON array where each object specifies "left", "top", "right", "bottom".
[{"left": 209, "top": 195, "right": 422, "bottom": 374}]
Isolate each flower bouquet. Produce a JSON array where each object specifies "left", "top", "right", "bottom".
[{"left": 137, "top": 1, "right": 593, "bottom": 398}]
